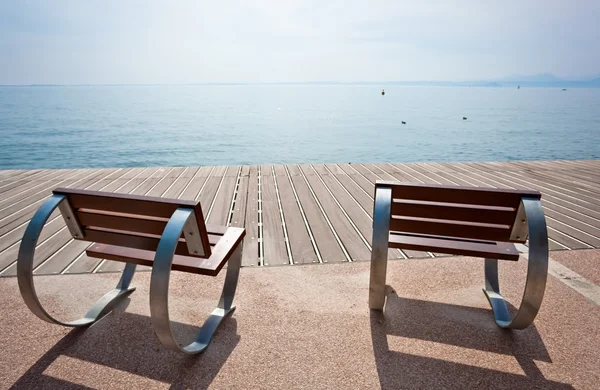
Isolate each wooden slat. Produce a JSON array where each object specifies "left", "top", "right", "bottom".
[
  {"left": 162, "top": 167, "right": 199, "bottom": 198},
  {"left": 242, "top": 166, "right": 259, "bottom": 266},
  {"left": 230, "top": 174, "right": 248, "bottom": 228},
  {"left": 300, "top": 165, "right": 370, "bottom": 261},
  {"left": 54, "top": 187, "right": 199, "bottom": 218},
  {"left": 198, "top": 166, "right": 226, "bottom": 213},
  {"left": 77, "top": 210, "right": 168, "bottom": 236},
  {"left": 388, "top": 232, "right": 519, "bottom": 261},
  {"left": 289, "top": 166, "right": 346, "bottom": 262},
  {"left": 82, "top": 227, "right": 221, "bottom": 258},
  {"left": 391, "top": 200, "right": 517, "bottom": 225},
  {"left": 0, "top": 216, "right": 65, "bottom": 272},
  {"left": 274, "top": 167, "right": 318, "bottom": 264},
  {"left": 207, "top": 166, "right": 238, "bottom": 226},
  {"left": 178, "top": 167, "right": 212, "bottom": 200},
  {"left": 34, "top": 239, "right": 91, "bottom": 275},
  {"left": 145, "top": 166, "right": 186, "bottom": 197},
  {"left": 260, "top": 167, "right": 289, "bottom": 266},
  {"left": 379, "top": 181, "right": 540, "bottom": 208},
  {"left": 389, "top": 216, "right": 514, "bottom": 242}
]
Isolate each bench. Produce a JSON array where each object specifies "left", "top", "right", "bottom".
[
  {"left": 369, "top": 181, "right": 548, "bottom": 329},
  {"left": 17, "top": 188, "right": 245, "bottom": 354}
]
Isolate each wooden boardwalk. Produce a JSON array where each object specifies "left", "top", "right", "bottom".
[{"left": 0, "top": 159, "right": 599, "bottom": 276}]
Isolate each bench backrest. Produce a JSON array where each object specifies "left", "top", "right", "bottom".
[
  {"left": 376, "top": 181, "right": 542, "bottom": 243},
  {"left": 53, "top": 188, "right": 212, "bottom": 258}
]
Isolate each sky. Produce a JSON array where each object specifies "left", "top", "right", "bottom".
[{"left": 1, "top": 0, "right": 599, "bottom": 84}]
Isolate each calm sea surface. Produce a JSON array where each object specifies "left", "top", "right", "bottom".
[{"left": 0, "top": 85, "right": 598, "bottom": 169}]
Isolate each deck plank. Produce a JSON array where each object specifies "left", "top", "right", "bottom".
[
  {"left": 299, "top": 165, "right": 369, "bottom": 261},
  {"left": 242, "top": 166, "right": 259, "bottom": 266},
  {"left": 288, "top": 166, "right": 346, "bottom": 263},
  {"left": 207, "top": 166, "right": 238, "bottom": 226},
  {"left": 260, "top": 166, "right": 289, "bottom": 266},
  {"left": 274, "top": 166, "right": 318, "bottom": 264},
  {"left": 230, "top": 170, "right": 248, "bottom": 229}
]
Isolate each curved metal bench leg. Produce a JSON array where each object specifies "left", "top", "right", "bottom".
[
  {"left": 17, "top": 194, "right": 136, "bottom": 327},
  {"left": 483, "top": 198, "right": 549, "bottom": 329},
  {"left": 369, "top": 186, "right": 392, "bottom": 310},
  {"left": 150, "top": 208, "right": 242, "bottom": 354}
]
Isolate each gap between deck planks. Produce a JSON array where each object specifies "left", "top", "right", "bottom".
[{"left": 1, "top": 159, "right": 600, "bottom": 276}]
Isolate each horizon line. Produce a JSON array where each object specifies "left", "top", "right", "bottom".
[{"left": 1, "top": 78, "right": 599, "bottom": 88}]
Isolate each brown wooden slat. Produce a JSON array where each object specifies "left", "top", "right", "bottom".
[
  {"left": 380, "top": 180, "right": 540, "bottom": 208},
  {"left": 86, "top": 227, "right": 244, "bottom": 276},
  {"left": 241, "top": 166, "right": 259, "bottom": 266},
  {"left": 207, "top": 166, "right": 238, "bottom": 226},
  {"left": 230, "top": 174, "right": 248, "bottom": 228},
  {"left": 163, "top": 167, "right": 199, "bottom": 198},
  {"left": 289, "top": 167, "right": 346, "bottom": 262},
  {"left": 54, "top": 187, "right": 199, "bottom": 218},
  {"left": 77, "top": 210, "right": 168, "bottom": 236},
  {"left": 82, "top": 226, "right": 223, "bottom": 256},
  {"left": 261, "top": 168, "right": 289, "bottom": 266},
  {"left": 391, "top": 200, "right": 517, "bottom": 225},
  {"left": 275, "top": 167, "right": 318, "bottom": 264},
  {"left": 198, "top": 166, "right": 227, "bottom": 212},
  {"left": 389, "top": 216, "right": 515, "bottom": 242},
  {"left": 388, "top": 232, "right": 519, "bottom": 261},
  {"left": 301, "top": 165, "right": 371, "bottom": 261}
]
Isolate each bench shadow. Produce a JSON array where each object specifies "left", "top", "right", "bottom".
[
  {"left": 370, "top": 287, "right": 573, "bottom": 389},
  {"left": 10, "top": 299, "right": 240, "bottom": 389}
]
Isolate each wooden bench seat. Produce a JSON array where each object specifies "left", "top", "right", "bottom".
[
  {"left": 369, "top": 180, "right": 549, "bottom": 330},
  {"left": 388, "top": 232, "right": 519, "bottom": 260}
]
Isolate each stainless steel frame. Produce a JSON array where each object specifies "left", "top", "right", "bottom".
[
  {"left": 17, "top": 194, "right": 136, "bottom": 326},
  {"left": 483, "top": 198, "right": 549, "bottom": 329},
  {"left": 149, "top": 207, "right": 242, "bottom": 354},
  {"left": 368, "top": 188, "right": 549, "bottom": 330},
  {"left": 18, "top": 198, "right": 242, "bottom": 354},
  {"left": 369, "top": 185, "right": 392, "bottom": 310}
]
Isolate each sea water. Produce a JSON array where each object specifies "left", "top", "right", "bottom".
[{"left": 0, "top": 85, "right": 598, "bottom": 169}]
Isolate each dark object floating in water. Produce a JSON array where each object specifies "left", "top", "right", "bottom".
[
  {"left": 401, "top": 121, "right": 406, "bottom": 124},
  {"left": 518, "top": 85, "right": 520, "bottom": 89},
  {"left": 562, "top": 88, "right": 567, "bottom": 91},
  {"left": 463, "top": 117, "right": 467, "bottom": 120},
  {"left": 381, "top": 89, "right": 385, "bottom": 96}
]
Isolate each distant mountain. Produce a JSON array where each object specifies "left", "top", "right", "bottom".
[
  {"left": 488, "top": 73, "right": 600, "bottom": 88},
  {"left": 498, "top": 73, "right": 564, "bottom": 82}
]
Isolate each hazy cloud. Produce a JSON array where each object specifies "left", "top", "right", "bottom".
[{"left": 1, "top": 0, "right": 599, "bottom": 84}]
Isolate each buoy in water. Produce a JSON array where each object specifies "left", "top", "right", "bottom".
[
  {"left": 381, "top": 89, "right": 385, "bottom": 96},
  {"left": 462, "top": 117, "right": 467, "bottom": 120},
  {"left": 401, "top": 121, "right": 406, "bottom": 124}
]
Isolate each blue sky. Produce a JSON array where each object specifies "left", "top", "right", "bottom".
[{"left": 1, "top": 0, "right": 599, "bottom": 84}]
